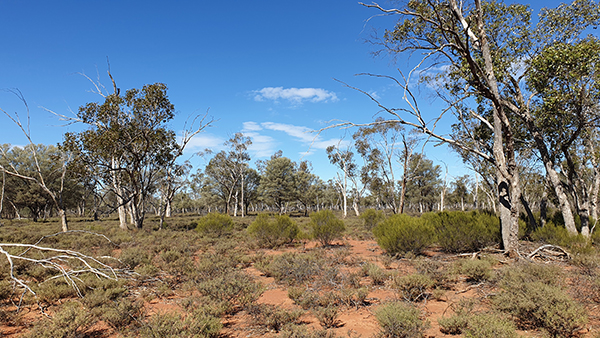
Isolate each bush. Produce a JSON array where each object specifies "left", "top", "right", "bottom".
[
  {"left": 460, "top": 259, "right": 493, "bottom": 283},
  {"left": 196, "top": 212, "right": 233, "bottom": 237},
  {"left": 260, "top": 252, "right": 325, "bottom": 286},
  {"left": 247, "top": 213, "right": 299, "bottom": 248},
  {"left": 309, "top": 210, "right": 346, "bottom": 246},
  {"left": 140, "top": 310, "right": 221, "bottom": 338},
  {"left": 24, "top": 302, "right": 94, "bottom": 338},
  {"left": 360, "top": 209, "right": 386, "bottom": 230},
  {"left": 424, "top": 211, "right": 500, "bottom": 253},
  {"left": 393, "top": 274, "right": 434, "bottom": 302},
  {"left": 373, "top": 214, "right": 435, "bottom": 255},
  {"left": 375, "top": 301, "right": 429, "bottom": 338},
  {"left": 463, "top": 313, "right": 518, "bottom": 338},
  {"left": 494, "top": 263, "right": 587, "bottom": 337}
]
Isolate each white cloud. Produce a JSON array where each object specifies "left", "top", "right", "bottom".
[
  {"left": 244, "top": 131, "right": 278, "bottom": 158},
  {"left": 184, "top": 134, "right": 224, "bottom": 152},
  {"left": 242, "top": 121, "right": 262, "bottom": 131},
  {"left": 253, "top": 87, "right": 338, "bottom": 104},
  {"left": 261, "top": 122, "right": 349, "bottom": 151},
  {"left": 261, "top": 122, "right": 315, "bottom": 143}
]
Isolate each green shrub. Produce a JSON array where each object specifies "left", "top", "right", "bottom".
[
  {"left": 424, "top": 211, "right": 500, "bottom": 253},
  {"left": 393, "top": 274, "right": 434, "bottom": 302},
  {"left": 375, "top": 301, "right": 429, "bottom": 338},
  {"left": 248, "top": 304, "right": 303, "bottom": 332},
  {"left": 460, "top": 259, "right": 493, "bottom": 283},
  {"left": 261, "top": 252, "right": 325, "bottom": 285},
  {"left": 24, "top": 302, "right": 94, "bottom": 338},
  {"left": 412, "top": 258, "right": 455, "bottom": 289},
  {"left": 362, "top": 262, "right": 389, "bottom": 285},
  {"left": 196, "top": 270, "right": 263, "bottom": 309},
  {"left": 196, "top": 212, "right": 233, "bottom": 237},
  {"left": 309, "top": 210, "right": 346, "bottom": 246},
  {"left": 360, "top": 209, "right": 386, "bottom": 230},
  {"left": 247, "top": 213, "right": 299, "bottom": 248},
  {"left": 313, "top": 305, "right": 340, "bottom": 328},
  {"left": 494, "top": 263, "right": 587, "bottom": 337},
  {"left": 374, "top": 214, "right": 435, "bottom": 255},
  {"left": 463, "top": 313, "right": 518, "bottom": 338}
]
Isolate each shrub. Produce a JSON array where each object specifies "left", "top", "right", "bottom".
[
  {"left": 425, "top": 211, "right": 500, "bottom": 253},
  {"left": 360, "top": 209, "right": 386, "bottom": 230},
  {"left": 309, "top": 210, "right": 346, "bottom": 246},
  {"left": 494, "top": 263, "right": 587, "bottom": 337},
  {"left": 362, "top": 262, "right": 389, "bottom": 285},
  {"left": 438, "top": 299, "right": 475, "bottom": 335},
  {"left": 463, "top": 313, "right": 518, "bottom": 338},
  {"left": 247, "top": 213, "right": 299, "bottom": 248},
  {"left": 261, "top": 252, "right": 325, "bottom": 285},
  {"left": 313, "top": 305, "right": 340, "bottom": 328},
  {"left": 373, "top": 214, "right": 435, "bottom": 255},
  {"left": 24, "top": 302, "right": 94, "bottom": 338},
  {"left": 393, "top": 274, "right": 434, "bottom": 302},
  {"left": 375, "top": 301, "right": 429, "bottom": 338},
  {"left": 460, "top": 259, "right": 493, "bottom": 283},
  {"left": 196, "top": 212, "right": 233, "bottom": 237},
  {"left": 248, "top": 304, "right": 303, "bottom": 332}
]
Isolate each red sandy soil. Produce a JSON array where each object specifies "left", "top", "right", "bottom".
[{"left": 2, "top": 238, "right": 599, "bottom": 337}]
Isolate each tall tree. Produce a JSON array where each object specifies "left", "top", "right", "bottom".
[
  {"left": 353, "top": 119, "right": 404, "bottom": 214},
  {"left": 225, "top": 133, "right": 252, "bottom": 217},
  {"left": 62, "top": 75, "right": 210, "bottom": 229},
  {"left": 405, "top": 154, "right": 442, "bottom": 213},
  {"left": 326, "top": 144, "right": 357, "bottom": 218},
  {"left": 350, "top": 0, "right": 599, "bottom": 253},
  {"left": 258, "top": 153, "right": 297, "bottom": 215},
  {"left": 1, "top": 90, "right": 72, "bottom": 231}
]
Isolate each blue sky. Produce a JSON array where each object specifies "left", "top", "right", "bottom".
[{"left": 3, "top": 0, "right": 557, "bottom": 183}]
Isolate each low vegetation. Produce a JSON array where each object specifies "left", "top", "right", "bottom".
[{"left": 1, "top": 210, "right": 599, "bottom": 337}]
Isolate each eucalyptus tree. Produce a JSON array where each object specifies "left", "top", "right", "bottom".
[
  {"left": 449, "top": 175, "right": 471, "bottom": 211},
  {"left": 353, "top": 119, "right": 405, "bottom": 214},
  {"left": 404, "top": 153, "right": 442, "bottom": 213},
  {"left": 225, "top": 133, "right": 252, "bottom": 217},
  {"left": 295, "top": 160, "right": 320, "bottom": 216},
  {"left": 326, "top": 144, "right": 357, "bottom": 218},
  {"left": 0, "top": 88, "right": 76, "bottom": 231},
  {"left": 353, "top": 0, "right": 600, "bottom": 253},
  {"left": 61, "top": 76, "right": 211, "bottom": 229},
  {"left": 258, "top": 153, "right": 297, "bottom": 214},
  {"left": 526, "top": 37, "right": 600, "bottom": 236}
]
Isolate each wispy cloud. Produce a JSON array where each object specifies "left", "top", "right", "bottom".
[
  {"left": 184, "top": 134, "right": 224, "bottom": 153},
  {"left": 242, "top": 121, "right": 262, "bottom": 131},
  {"left": 253, "top": 87, "right": 338, "bottom": 104}
]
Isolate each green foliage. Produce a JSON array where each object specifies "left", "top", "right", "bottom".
[
  {"left": 247, "top": 213, "right": 299, "bottom": 248},
  {"left": 139, "top": 310, "right": 222, "bottom": 338},
  {"left": 309, "top": 210, "right": 346, "bottom": 246},
  {"left": 424, "top": 211, "right": 500, "bottom": 253},
  {"left": 196, "top": 270, "right": 263, "bottom": 310},
  {"left": 360, "top": 209, "right": 386, "bottom": 230},
  {"left": 463, "top": 313, "right": 518, "bottom": 338},
  {"left": 494, "top": 262, "right": 587, "bottom": 337},
  {"left": 375, "top": 301, "right": 429, "bottom": 338},
  {"left": 393, "top": 274, "right": 434, "bottom": 302},
  {"left": 196, "top": 212, "right": 233, "bottom": 237},
  {"left": 373, "top": 214, "right": 435, "bottom": 255},
  {"left": 460, "top": 259, "right": 493, "bottom": 283},
  {"left": 260, "top": 252, "right": 326, "bottom": 286},
  {"left": 530, "top": 221, "right": 590, "bottom": 249},
  {"left": 313, "top": 305, "right": 340, "bottom": 328},
  {"left": 248, "top": 304, "right": 303, "bottom": 332},
  {"left": 24, "top": 302, "right": 94, "bottom": 338},
  {"left": 362, "top": 262, "right": 389, "bottom": 285}
]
